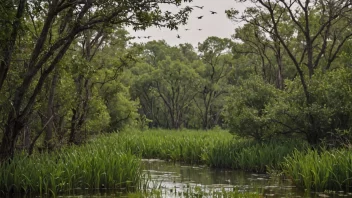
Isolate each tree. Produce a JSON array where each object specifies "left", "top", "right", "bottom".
[
  {"left": 0, "top": 0, "right": 194, "bottom": 163},
  {"left": 233, "top": 21, "right": 292, "bottom": 89},
  {"left": 225, "top": 75, "right": 278, "bottom": 141},
  {"left": 0, "top": 0, "right": 26, "bottom": 90},
  {"left": 227, "top": 0, "right": 352, "bottom": 144},
  {"left": 153, "top": 57, "right": 201, "bottom": 129},
  {"left": 131, "top": 41, "right": 203, "bottom": 129},
  {"left": 196, "top": 37, "right": 234, "bottom": 129}
]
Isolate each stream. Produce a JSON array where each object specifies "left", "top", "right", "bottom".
[
  {"left": 139, "top": 159, "right": 352, "bottom": 198},
  {"left": 7, "top": 159, "right": 352, "bottom": 197}
]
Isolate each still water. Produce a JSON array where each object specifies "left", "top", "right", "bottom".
[
  {"left": 140, "top": 159, "right": 352, "bottom": 198},
  {"left": 7, "top": 159, "right": 352, "bottom": 197}
]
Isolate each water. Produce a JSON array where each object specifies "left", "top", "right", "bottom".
[
  {"left": 141, "top": 159, "right": 352, "bottom": 198},
  {"left": 5, "top": 160, "right": 352, "bottom": 197}
]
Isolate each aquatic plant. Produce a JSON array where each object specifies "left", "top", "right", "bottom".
[
  {"left": 0, "top": 135, "right": 141, "bottom": 195},
  {"left": 117, "top": 129, "right": 306, "bottom": 172},
  {"left": 282, "top": 148, "right": 352, "bottom": 192},
  {"left": 0, "top": 128, "right": 312, "bottom": 197}
]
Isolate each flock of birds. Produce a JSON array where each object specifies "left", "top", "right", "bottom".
[{"left": 132, "top": 5, "right": 217, "bottom": 40}]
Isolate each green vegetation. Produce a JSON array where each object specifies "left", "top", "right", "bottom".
[
  {"left": 282, "top": 148, "right": 352, "bottom": 192},
  {"left": 0, "top": 129, "right": 305, "bottom": 196},
  {"left": 4, "top": 129, "right": 352, "bottom": 196},
  {"left": 0, "top": 135, "right": 141, "bottom": 195},
  {"left": 2, "top": 0, "right": 352, "bottom": 197},
  {"left": 118, "top": 129, "right": 306, "bottom": 172}
]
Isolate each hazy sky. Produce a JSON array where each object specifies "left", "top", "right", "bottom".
[{"left": 127, "top": 0, "right": 251, "bottom": 47}]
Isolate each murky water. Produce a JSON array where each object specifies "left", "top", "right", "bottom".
[
  {"left": 141, "top": 159, "right": 352, "bottom": 198},
  {"left": 5, "top": 160, "right": 352, "bottom": 197}
]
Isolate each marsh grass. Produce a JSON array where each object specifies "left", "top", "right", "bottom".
[
  {"left": 117, "top": 129, "right": 306, "bottom": 172},
  {"left": 0, "top": 128, "right": 313, "bottom": 197},
  {"left": 282, "top": 148, "right": 352, "bottom": 192},
  {"left": 0, "top": 134, "right": 141, "bottom": 195}
]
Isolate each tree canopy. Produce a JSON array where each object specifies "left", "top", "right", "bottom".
[{"left": 2, "top": 0, "right": 352, "bottom": 163}]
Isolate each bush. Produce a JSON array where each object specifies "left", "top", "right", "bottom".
[
  {"left": 268, "top": 67, "right": 352, "bottom": 145},
  {"left": 224, "top": 75, "right": 279, "bottom": 141},
  {"left": 225, "top": 68, "right": 352, "bottom": 146}
]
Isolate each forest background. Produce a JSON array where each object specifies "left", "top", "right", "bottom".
[{"left": 1, "top": 0, "right": 352, "bottom": 163}]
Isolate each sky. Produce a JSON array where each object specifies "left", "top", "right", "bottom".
[{"left": 126, "top": 0, "right": 251, "bottom": 47}]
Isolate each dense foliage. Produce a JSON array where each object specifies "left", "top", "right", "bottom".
[
  {"left": 4, "top": 129, "right": 352, "bottom": 196},
  {"left": 2, "top": 0, "right": 352, "bottom": 195},
  {"left": 282, "top": 148, "right": 352, "bottom": 192},
  {"left": 0, "top": 137, "right": 141, "bottom": 195},
  {"left": 117, "top": 129, "right": 305, "bottom": 171},
  {"left": 0, "top": 0, "right": 194, "bottom": 162},
  {"left": 1, "top": 0, "right": 352, "bottom": 161},
  {"left": 0, "top": 129, "right": 307, "bottom": 195}
]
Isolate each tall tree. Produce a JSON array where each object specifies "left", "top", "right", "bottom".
[
  {"left": 197, "top": 37, "right": 233, "bottom": 129},
  {"left": 0, "top": 0, "right": 193, "bottom": 163},
  {"left": 153, "top": 57, "right": 201, "bottom": 129},
  {"left": 0, "top": 0, "right": 26, "bottom": 90},
  {"left": 227, "top": 0, "right": 352, "bottom": 144},
  {"left": 233, "top": 21, "right": 292, "bottom": 89},
  {"left": 131, "top": 41, "right": 202, "bottom": 129}
]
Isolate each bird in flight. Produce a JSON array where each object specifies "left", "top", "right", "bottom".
[
  {"left": 197, "top": 16, "right": 203, "bottom": 19},
  {"left": 193, "top": 6, "right": 204, "bottom": 9},
  {"left": 210, "top": 11, "right": 217, "bottom": 14},
  {"left": 198, "top": 29, "right": 202, "bottom": 31},
  {"left": 185, "top": 29, "right": 190, "bottom": 31},
  {"left": 177, "top": 34, "right": 181, "bottom": 39},
  {"left": 144, "top": 36, "right": 152, "bottom": 39}
]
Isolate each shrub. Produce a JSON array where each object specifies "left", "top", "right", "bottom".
[
  {"left": 268, "top": 67, "right": 352, "bottom": 145},
  {"left": 224, "top": 75, "right": 279, "bottom": 141}
]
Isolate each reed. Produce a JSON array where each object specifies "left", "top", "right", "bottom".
[
  {"left": 0, "top": 128, "right": 312, "bottom": 196},
  {"left": 116, "top": 129, "right": 233, "bottom": 164},
  {"left": 282, "top": 148, "right": 352, "bottom": 192},
  {"left": 117, "top": 129, "right": 305, "bottom": 172},
  {"left": 0, "top": 134, "right": 141, "bottom": 195}
]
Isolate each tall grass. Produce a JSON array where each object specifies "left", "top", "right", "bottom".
[
  {"left": 203, "top": 140, "right": 304, "bottom": 172},
  {"left": 282, "top": 148, "right": 352, "bottom": 192},
  {"left": 117, "top": 129, "right": 233, "bottom": 164},
  {"left": 117, "top": 129, "right": 306, "bottom": 172},
  {"left": 0, "top": 135, "right": 141, "bottom": 195},
  {"left": 1, "top": 128, "right": 322, "bottom": 196}
]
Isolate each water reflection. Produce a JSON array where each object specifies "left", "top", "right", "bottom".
[
  {"left": 141, "top": 159, "right": 352, "bottom": 198},
  {"left": 5, "top": 160, "right": 352, "bottom": 197}
]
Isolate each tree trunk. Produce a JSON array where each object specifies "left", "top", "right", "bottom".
[
  {"left": 306, "top": 130, "right": 319, "bottom": 146},
  {"left": 203, "top": 104, "right": 209, "bottom": 130},
  {"left": 0, "top": 0, "right": 26, "bottom": 92},
  {"left": 23, "top": 125, "right": 31, "bottom": 150},
  {"left": 276, "top": 54, "right": 284, "bottom": 90},
  {"left": 69, "top": 77, "right": 90, "bottom": 144},
  {"left": 69, "top": 109, "right": 78, "bottom": 144},
  {"left": 202, "top": 91, "right": 213, "bottom": 130},
  {"left": 44, "top": 71, "right": 59, "bottom": 149},
  {"left": 0, "top": 35, "right": 74, "bottom": 163},
  {"left": 0, "top": 116, "right": 24, "bottom": 163}
]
